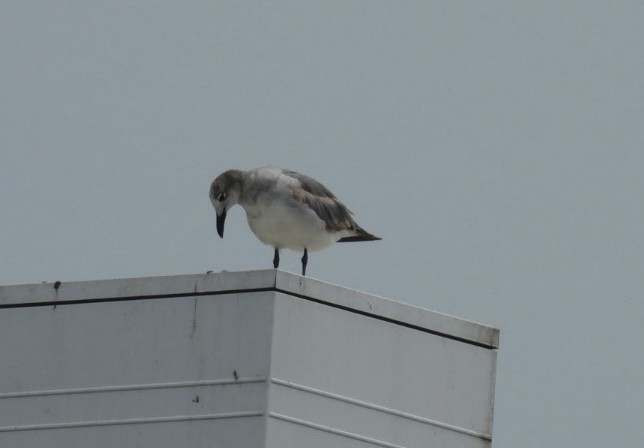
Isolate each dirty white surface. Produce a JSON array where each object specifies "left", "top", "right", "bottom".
[{"left": 0, "top": 270, "right": 497, "bottom": 447}]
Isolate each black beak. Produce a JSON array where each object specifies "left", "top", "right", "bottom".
[{"left": 216, "top": 208, "right": 227, "bottom": 238}]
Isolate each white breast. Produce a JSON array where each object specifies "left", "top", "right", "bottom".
[{"left": 243, "top": 199, "right": 338, "bottom": 252}]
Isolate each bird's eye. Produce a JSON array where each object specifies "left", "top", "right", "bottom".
[{"left": 217, "top": 192, "right": 228, "bottom": 202}]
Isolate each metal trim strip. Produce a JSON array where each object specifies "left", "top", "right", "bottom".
[
  {"left": 0, "top": 411, "right": 264, "bottom": 432},
  {"left": 0, "top": 377, "right": 266, "bottom": 399},
  {"left": 271, "top": 378, "right": 492, "bottom": 441}
]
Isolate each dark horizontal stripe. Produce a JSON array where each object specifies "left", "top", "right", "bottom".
[{"left": 0, "top": 285, "right": 495, "bottom": 349}]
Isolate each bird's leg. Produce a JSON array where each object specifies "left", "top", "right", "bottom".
[
  {"left": 273, "top": 248, "right": 280, "bottom": 269},
  {"left": 301, "top": 248, "right": 308, "bottom": 276}
]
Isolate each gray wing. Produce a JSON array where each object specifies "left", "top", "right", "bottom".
[{"left": 284, "top": 170, "right": 358, "bottom": 232}]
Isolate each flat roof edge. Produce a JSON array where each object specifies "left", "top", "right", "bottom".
[
  {"left": 0, "top": 270, "right": 499, "bottom": 349},
  {"left": 274, "top": 271, "right": 499, "bottom": 349}
]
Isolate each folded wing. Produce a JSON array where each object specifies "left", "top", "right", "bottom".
[{"left": 285, "top": 170, "right": 380, "bottom": 241}]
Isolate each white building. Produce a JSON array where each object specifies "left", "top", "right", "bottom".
[{"left": 0, "top": 270, "right": 499, "bottom": 447}]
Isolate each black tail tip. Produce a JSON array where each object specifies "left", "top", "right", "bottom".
[{"left": 337, "top": 230, "right": 381, "bottom": 243}]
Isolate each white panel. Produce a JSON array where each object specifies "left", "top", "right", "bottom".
[
  {"left": 0, "top": 292, "right": 274, "bottom": 448},
  {"left": 268, "top": 293, "right": 496, "bottom": 445},
  {"left": 0, "top": 293, "right": 273, "bottom": 391},
  {"left": 1, "top": 380, "right": 265, "bottom": 429},
  {"left": 2, "top": 417, "right": 265, "bottom": 448},
  {"left": 0, "top": 270, "right": 498, "bottom": 448},
  {"left": 266, "top": 417, "right": 489, "bottom": 448}
]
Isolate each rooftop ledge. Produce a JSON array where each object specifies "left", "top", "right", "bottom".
[{"left": 0, "top": 269, "right": 499, "bottom": 349}]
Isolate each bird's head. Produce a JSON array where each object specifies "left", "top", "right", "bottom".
[{"left": 209, "top": 170, "right": 243, "bottom": 238}]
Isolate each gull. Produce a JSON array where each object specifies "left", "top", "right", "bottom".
[{"left": 209, "top": 166, "right": 380, "bottom": 276}]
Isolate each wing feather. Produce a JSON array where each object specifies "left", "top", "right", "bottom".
[
  {"left": 284, "top": 170, "right": 357, "bottom": 232},
  {"left": 284, "top": 169, "right": 380, "bottom": 241}
]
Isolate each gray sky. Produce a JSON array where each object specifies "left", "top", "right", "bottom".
[{"left": 2, "top": 2, "right": 643, "bottom": 446}]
